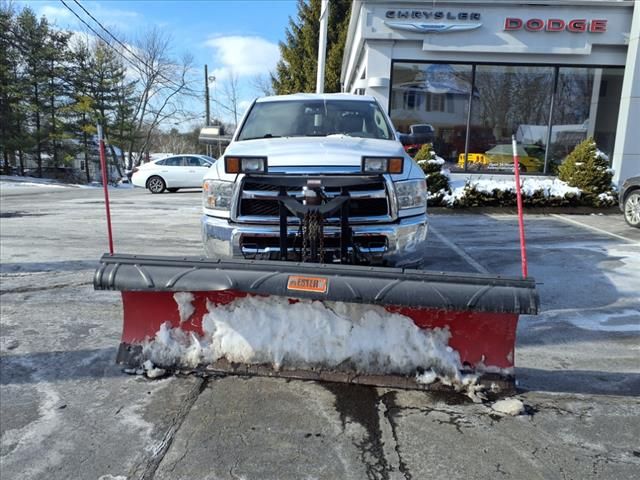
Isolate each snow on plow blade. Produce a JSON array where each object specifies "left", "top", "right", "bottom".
[{"left": 95, "top": 253, "right": 538, "bottom": 393}]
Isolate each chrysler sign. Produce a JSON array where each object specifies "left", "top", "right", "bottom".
[
  {"left": 504, "top": 18, "right": 608, "bottom": 33},
  {"left": 385, "top": 10, "right": 481, "bottom": 21},
  {"left": 385, "top": 10, "right": 482, "bottom": 33}
]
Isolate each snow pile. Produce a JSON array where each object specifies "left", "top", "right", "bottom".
[
  {"left": 442, "top": 177, "right": 581, "bottom": 207},
  {"left": 595, "top": 149, "right": 609, "bottom": 162},
  {"left": 142, "top": 295, "right": 471, "bottom": 383},
  {"left": 491, "top": 398, "right": 525, "bottom": 416},
  {"left": 0, "top": 174, "right": 131, "bottom": 189},
  {"left": 597, "top": 192, "right": 616, "bottom": 203},
  {"left": 417, "top": 154, "right": 445, "bottom": 167},
  {"left": 142, "top": 360, "right": 166, "bottom": 379}
]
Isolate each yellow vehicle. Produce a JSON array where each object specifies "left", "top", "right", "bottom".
[{"left": 458, "top": 144, "right": 545, "bottom": 172}]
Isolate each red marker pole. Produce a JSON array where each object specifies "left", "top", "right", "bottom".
[
  {"left": 512, "top": 135, "right": 528, "bottom": 278},
  {"left": 98, "top": 124, "right": 114, "bottom": 254}
]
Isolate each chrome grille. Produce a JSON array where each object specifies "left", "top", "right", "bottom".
[{"left": 237, "top": 177, "right": 390, "bottom": 223}]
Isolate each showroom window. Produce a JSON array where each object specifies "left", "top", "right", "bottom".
[
  {"left": 390, "top": 63, "right": 473, "bottom": 161},
  {"left": 390, "top": 62, "right": 624, "bottom": 174}
]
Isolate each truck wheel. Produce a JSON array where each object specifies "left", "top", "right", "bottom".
[
  {"left": 147, "top": 176, "right": 166, "bottom": 194},
  {"left": 624, "top": 191, "right": 640, "bottom": 228}
]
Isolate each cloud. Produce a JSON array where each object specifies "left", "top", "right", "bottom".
[
  {"left": 38, "top": 5, "right": 72, "bottom": 23},
  {"left": 205, "top": 35, "right": 280, "bottom": 81},
  {"left": 32, "top": 1, "right": 139, "bottom": 30}
]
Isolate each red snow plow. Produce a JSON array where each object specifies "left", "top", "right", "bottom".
[{"left": 95, "top": 252, "right": 537, "bottom": 394}]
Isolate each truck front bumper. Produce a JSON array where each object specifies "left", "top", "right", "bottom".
[{"left": 201, "top": 214, "right": 428, "bottom": 268}]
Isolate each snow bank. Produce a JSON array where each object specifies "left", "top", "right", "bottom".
[
  {"left": 142, "top": 295, "right": 468, "bottom": 382},
  {"left": 0, "top": 175, "right": 132, "bottom": 189},
  {"left": 442, "top": 177, "right": 581, "bottom": 206}
]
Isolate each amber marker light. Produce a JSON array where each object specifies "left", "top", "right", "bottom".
[
  {"left": 389, "top": 157, "right": 404, "bottom": 174},
  {"left": 225, "top": 156, "right": 240, "bottom": 173}
]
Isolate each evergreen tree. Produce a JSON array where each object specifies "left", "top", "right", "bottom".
[
  {"left": 42, "top": 27, "right": 72, "bottom": 167},
  {"left": 67, "top": 36, "right": 96, "bottom": 182},
  {"left": 87, "top": 40, "right": 132, "bottom": 178},
  {"left": 558, "top": 137, "right": 613, "bottom": 196},
  {"left": 0, "top": 3, "right": 22, "bottom": 174},
  {"left": 16, "top": 7, "right": 52, "bottom": 176},
  {"left": 272, "top": 0, "right": 351, "bottom": 94},
  {"left": 415, "top": 144, "right": 451, "bottom": 206}
]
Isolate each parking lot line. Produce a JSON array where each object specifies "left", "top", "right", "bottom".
[
  {"left": 550, "top": 214, "right": 640, "bottom": 245},
  {"left": 429, "top": 225, "right": 490, "bottom": 274}
]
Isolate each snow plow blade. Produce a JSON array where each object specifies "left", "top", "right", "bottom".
[{"left": 95, "top": 253, "right": 538, "bottom": 393}]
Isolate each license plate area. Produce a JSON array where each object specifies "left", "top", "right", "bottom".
[{"left": 287, "top": 275, "right": 328, "bottom": 293}]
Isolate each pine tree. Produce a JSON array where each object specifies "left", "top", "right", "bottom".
[
  {"left": 87, "top": 40, "right": 131, "bottom": 178},
  {"left": 0, "top": 3, "right": 22, "bottom": 174},
  {"left": 272, "top": 0, "right": 351, "bottom": 94},
  {"left": 16, "top": 8, "right": 51, "bottom": 177},
  {"left": 42, "top": 27, "right": 72, "bottom": 167},
  {"left": 415, "top": 144, "right": 451, "bottom": 205},
  {"left": 558, "top": 137, "right": 613, "bottom": 196},
  {"left": 68, "top": 36, "right": 97, "bottom": 182}
]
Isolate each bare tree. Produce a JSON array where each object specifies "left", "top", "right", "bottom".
[
  {"left": 150, "top": 127, "right": 191, "bottom": 154},
  {"left": 221, "top": 69, "right": 240, "bottom": 127},
  {"left": 124, "top": 27, "right": 196, "bottom": 166},
  {"left": 250, "top": 73, "right": 274, "bottom": 97}
]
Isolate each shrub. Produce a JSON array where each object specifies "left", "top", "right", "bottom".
[
  {"left": 441, "top": 178, "right": 582, "bottom": 208},
  {"left": 558, "top": 138, "right": 614, "bottom": 205},
  {"left": 414, "top": 144, "right": 451, "bottom": 205}
]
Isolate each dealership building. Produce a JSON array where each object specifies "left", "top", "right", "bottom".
[{"left": 341, "top": 0, "right": 639, "bottom": 184}]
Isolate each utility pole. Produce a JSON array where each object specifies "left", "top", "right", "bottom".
[
  {"left": 205, "top": 64, "right": 211, "bottom": 126},
  {"left": 316, "top": 0, "right": 329, "bottom": 94}
]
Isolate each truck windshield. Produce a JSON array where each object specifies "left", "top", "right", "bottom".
[{"left": 237, "top": 99, "right": 393, "bottom": 141}]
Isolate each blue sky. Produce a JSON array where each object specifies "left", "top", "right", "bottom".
[{"left": 21, "top": 0, "right": 300, "bottom": 124}]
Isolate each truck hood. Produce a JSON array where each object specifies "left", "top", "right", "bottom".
[{"left": 210, "top": 136, "right": 419, "bottom": 181}]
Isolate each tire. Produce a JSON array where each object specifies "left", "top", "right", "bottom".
[
  {"left": 167, "top": 188, "right": 179, "bottom": 193},
  {"left": 147, "top": 176, "right": 166, "bottom": 194},
  {"left": 623, "top": 191, "right": 640, "bottom": 228}
]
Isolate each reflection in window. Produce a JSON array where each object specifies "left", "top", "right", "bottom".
[
  {"left": 391, "top": 63, "right": 472, "bottom": 161},
  {"left": 548, "top": 67, "right": 622, "bottom": 173},
  {"left": 390, "top": 62, "right": 623, "bottom": 175},
  {"left": 468, "top": 65, "right": 553, "bottom": 173}
]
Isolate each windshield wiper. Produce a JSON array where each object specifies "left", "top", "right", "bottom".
[{"left": 242, "top": 134, "right": 281, "bottom": 140}]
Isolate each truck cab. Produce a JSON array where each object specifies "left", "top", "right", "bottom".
[{"left": 201, "top": 93, "right": 428, "bottom": 268}]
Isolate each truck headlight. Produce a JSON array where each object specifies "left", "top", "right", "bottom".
[
  {"left": 203, "top": 179, "right": 234, "bottom": 210},
  {"left": 362, "top": 156, "right": 403, "bottom": 174},
  {"left": 395, "top": 179, "right": 427, "bottom": 210}
]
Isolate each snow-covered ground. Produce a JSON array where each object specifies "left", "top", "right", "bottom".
[{"left": 0, "top": 175, "right": 132, "bottom": 189}]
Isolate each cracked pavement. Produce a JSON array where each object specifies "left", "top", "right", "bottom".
[{"left": 1, "top": 184, "right": 639, "bottom": 479}]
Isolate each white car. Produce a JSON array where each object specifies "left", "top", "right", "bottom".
[{"left": 132, "top": 154, "right": 216, "bottom": 193}]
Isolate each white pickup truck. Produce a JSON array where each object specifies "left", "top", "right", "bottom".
[{"left": 200, "top": 93, "right": 428, "bottom": 267}]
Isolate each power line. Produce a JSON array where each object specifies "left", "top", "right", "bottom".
[
  {"left": 59, "top": 0, "right": 198, "bottom": 96},
  {"left": 71, "top": 0, "right": 201, "bottom": 95}
]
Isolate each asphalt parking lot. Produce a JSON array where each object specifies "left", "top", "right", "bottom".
[{"left": 1, "top": 183, "right": 639, "bottom": 480}]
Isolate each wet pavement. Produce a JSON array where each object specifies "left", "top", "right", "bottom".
[{"left": 1, "top": 184, "right": 639, "bottom": 479}]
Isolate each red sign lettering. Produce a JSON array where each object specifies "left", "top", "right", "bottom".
[
  {"left": 504, "top": 17, "right": 607, "bottom": 33},
  {"left": 525, "top": 19, "right": 544, "bottom": 31},
  {"left": 504, "top": 17, "right": 523, "bottom": 30},
  {"left": 590, "top": 19, "right": 607, "bottom": 33},
  {"left": 546, "top": 19, "right": 565, "bottom": 32}
]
